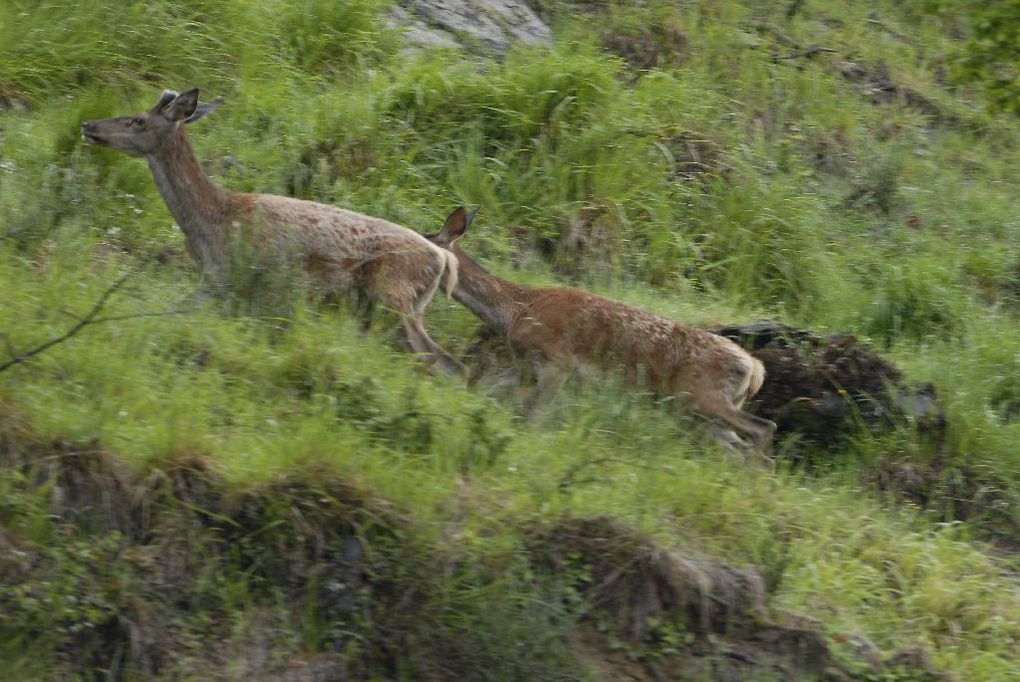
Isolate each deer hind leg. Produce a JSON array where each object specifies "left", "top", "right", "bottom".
[
  {"left": 360, "top": 254, "right": 464, "bottom": 376},
  {"left": 708, "top": 393, "right": 776, "bottom": 451},
  {"left": 389, "top": 294, "right": 463, "bottom": 376},
  {"left": 688, "top": 387, "right": 777, "bottom": 454},
  {"left": 410, "top": 258, "right": 444, "bottom": 319},
  {"left": 717, "top": 357, "right": 778, "bottom": 452},
  {"left": 410, "top": 316, "right": 465, "bottom": 376},
  {"left": 694, "top": 405, "right": 776, "bottom": 470},
  {"left": 405, "top": 252, "right": 466, "bottom": 376},
  {"left": 384, "top": 287, "right": 465, "bottom": 376},
  {"left": 714, "top": 425, "right": 776, "bottom": 471},
  {"left": 525, "top": 358, "right": 568, "bottom": 421},
  {"left": 388, "top": 296, "right": 462, "bottom": 376}
]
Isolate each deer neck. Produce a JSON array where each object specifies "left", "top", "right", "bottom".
[
  {"left": 146, "top": 126, "right": 232, "bottom": 270},
  {"left": 451, "top": 248, "right": 530, "bottom": 335}
]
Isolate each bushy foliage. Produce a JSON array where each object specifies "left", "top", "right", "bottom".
[{"left": 930, "top": 0, "right": 1020, "bottom": 114}]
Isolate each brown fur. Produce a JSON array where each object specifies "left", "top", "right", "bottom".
[
  {"left": 82, "top": 89, "right": 462, "bottom": 374},
  {"left": 430, "top": 208, "right": 776, "bottom": 453}
]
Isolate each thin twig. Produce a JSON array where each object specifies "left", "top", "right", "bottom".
[
  {"left": 88, "top": 310, "right": 193, "bottom": 324},
  {"left": 0, "top": 271, "right": 191, "bottom": 373}
]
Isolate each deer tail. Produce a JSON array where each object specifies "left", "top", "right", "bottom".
[
  {"left": 440, "top": 248, "right": 459, "bottom": 297},
  {"left": 746, "top": 356, "right": 766, "bottom": 399}
]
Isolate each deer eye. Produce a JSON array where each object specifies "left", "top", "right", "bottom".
[{"left": 131, "top": 117, "right": 146, "bottom": 128}]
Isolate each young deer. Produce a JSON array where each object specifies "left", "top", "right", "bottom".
[
  {"left": 429, "top": 207, "right": 777, "bottom": 454},
  {"left": 81, "top": 88, "right": 462, "bottom": 374}
]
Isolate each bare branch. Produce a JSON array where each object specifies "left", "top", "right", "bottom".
[
  {"left": 89, "top": 310, "right": 192, "bottom": 324},
  {"left": 0, "top": 271, "right": 192, "bottom": 374}
]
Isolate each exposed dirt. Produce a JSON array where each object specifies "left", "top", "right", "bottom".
[
  {"left": 528, "top": 516, "right": 954, "bottom": 682},
  {"left": 601, "top": 22, "right": 688, "bottom": 71},
  {"left": 528, "top": 517, "right": 768, "bottom": 642},
  {"left": 0, "top": 86, "right": 31, "bottom": 112},
  {"left": 711, "top": 321, "right": 947, "bottom": 450},
  {"left": 832, "top": 59, "right": 963, "bottom": 127},
  {"left": 0, "top": 417, "right": 388, "bottom": 680},
  {"left": 707, "top": 323, "right": 1019, "bottom": 545},
  {"left": 661, "top": 130, "right": 729, "bottom": 182},
  {"left": 543, "top": 199, "right": 621, "bottom": 280},
  {"left": 867, "top": 452, "right": 1020, "bottom": 550},
  {"left": 748, "top": 22, "right": 967, "bottom": 130}
]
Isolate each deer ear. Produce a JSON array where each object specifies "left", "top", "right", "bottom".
[
  {"left": 164, "top": 89, "right": 200, "bottom": 121},
  {"left": 185, "top": 98, "right": 222, "bottom": 124},
  {"left": 437, "top": 206, "right": 476, "bottom": 247},
  {"left": 151, "top": 90, "right": 179, "bottom": 114}
]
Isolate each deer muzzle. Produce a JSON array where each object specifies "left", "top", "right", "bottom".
[{"left": 80, "top": 121, "right": 105, "bottom": 145}]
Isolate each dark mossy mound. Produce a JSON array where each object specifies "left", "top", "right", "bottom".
[
  {"left": 712, "top": 321, "right": 946, "bottom": 447},
  {"left": 528, "top": 516, "right": 954, "bottom": 682}
]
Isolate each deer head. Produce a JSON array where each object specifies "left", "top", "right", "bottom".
[{"left": 81, "top": 88, "right": 220, "bottom": 157}]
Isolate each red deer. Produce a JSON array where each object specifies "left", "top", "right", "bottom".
[
  {"left": 429, "top": 207, "right": 777, "bottom": 455},
  {"left": 81, "top": 88, "right": 463, "bottom": 374}
]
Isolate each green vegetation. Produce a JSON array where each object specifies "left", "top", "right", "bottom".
[
  {"left": 2, "top": 0, "right": 1019, "bottom": 679},
  {"left": 931, "top": 0, "right": 1020, "bottom": 114}
]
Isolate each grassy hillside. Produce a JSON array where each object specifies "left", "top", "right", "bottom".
[{"left": 1, "top": 0, "right": 1019, "bottom": 679}]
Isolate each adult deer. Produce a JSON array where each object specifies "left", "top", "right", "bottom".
[
  {"left": 428, "top": 207, "right": 777, "bottom": 455},
  {"left": 81, "top": 88, "right": 463, "bottom": 374}
]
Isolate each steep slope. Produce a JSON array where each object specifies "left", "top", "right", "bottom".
[{"left": 2, "top": 0, "right": 1019, "bottom": 679}]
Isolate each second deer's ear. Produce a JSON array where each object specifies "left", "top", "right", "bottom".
[
  {"left": 438, "top": 206, "right": 477, "bottom": 247},
  {"left": 164, "top": 89, "right": 200, "bottom": 121}
]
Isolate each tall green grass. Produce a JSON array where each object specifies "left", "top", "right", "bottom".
[
  {"left": 3, "top": 0, "right": 1020, "bottom": 678},
  {"left": 0, "top": 0, "right": 393, "bottom": 104}
]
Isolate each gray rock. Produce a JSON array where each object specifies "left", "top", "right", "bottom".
[{"left": 391, "top": 0, "right": 551, "bottom": 52}]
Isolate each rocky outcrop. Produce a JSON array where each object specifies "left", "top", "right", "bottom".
[{"left": 391, "top": 0, "right": 552, "bottom": 52}]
